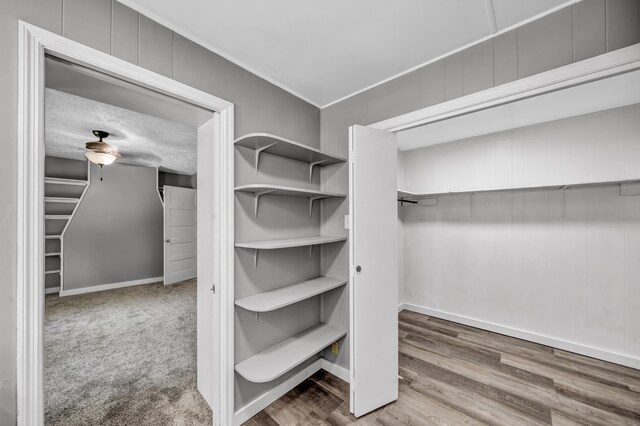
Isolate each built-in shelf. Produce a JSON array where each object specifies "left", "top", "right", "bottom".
[
  {"left": 45, "top": 235, "right": 62, "bottom": 240},
  {"left": 235, "top": 184, "right": 346, "bottom": 216},
  {"left": 236, "top": 235, "right": 346, "bottom": 250},
  {"left": 44, "top": 215, "right": 71, "bottom": 220},
  {"left": 45, "top": 252, "right": 61, "bottom": 257},
  {"left": 44, "top": 197, "right": 79, "bottom": 203},
  {"left": 235, "top": 323, "right": 346, "bottom": 383},
  {"left": 236, "top": 236, "right": 347, "bottom": 268},
  {"left": 398, "top": 179, "right": 640, "bottom": 202},
  {"left": 397, "top": 189, "right": 418, "bottom": 198},
  {"left": 44, "top": 177, "right": 88, "bottom": 186},
  {"left": 234, "top": 133, "right": 346, "bottom": 180},
  {"left": 45, "top": 269, "right": 61, "bottom": 275},
  {"left": 235, "top": 276, "right": 347, "bottom": 313}
]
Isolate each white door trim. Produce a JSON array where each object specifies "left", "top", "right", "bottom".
[
  {"left": 17, "top": 21, "right": 235, "bottom": 426},
  {"left": 370, "top": 43, "right": 640, "bottom": 133}
]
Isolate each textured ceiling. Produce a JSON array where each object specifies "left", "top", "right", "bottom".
[
  {"left": 119, "top": 0, "right": 576, "bottom": 107},
  {"left": 45, "top": 88, "right": 197, "bottom": 175}
]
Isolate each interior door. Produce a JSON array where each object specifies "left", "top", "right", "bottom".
[
  {"left": 163, "top": 185, "right": 197, "bottom": 285},
  {"left": 349, "top": 125, "right": 398, "bottom": 417}
]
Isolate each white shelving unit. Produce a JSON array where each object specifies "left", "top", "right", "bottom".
[
  {"left": 235, "top": 323, "right": 346, "bottom": 383},
  {"left": 234, "top": 132, "right": 348, "bottom": 394},
  {"left": 45, "top": 197, "right": 80, "bottom": 204},
  {"left": 236, "top": 183, "right": 346, "bottom": 216},
  {"left": 44, "top": 215, "right": 72, "bottom": 220},
  {"left": 236, "top": 276, "right": 347, "bottom": 313},
  {"left": 236, "top": 184, "right": 345, "bottom": 217},
  {"left": 44, "top": 177, "right": 88, "bottom": 186},
  {"left": 44, "top": 161, "right": 90, "bottom": 294},
  {"left": 236, "top": 236, "right": 346, "bottom": 268},
  {"left": 235, "top": 133, "right": 346, "bottom": 181}
]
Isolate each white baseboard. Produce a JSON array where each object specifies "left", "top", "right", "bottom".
[
  {"left": 398, "top": 302, "right": 406, "bottom": 312},
  {"left": 403, "top": 303, "right": 640, "bottom": 370},
  {"left": 60, "top": 276, "right": 163, "bottom": 297},
  {"left": 234, "top": 360, "right": 323, "bottom": 425},
  {"left": 45, "top": 287, "right": 60, "bottom": 295},
  {"left": 321, "top": 359, "right": 350, "bottom": 383}
]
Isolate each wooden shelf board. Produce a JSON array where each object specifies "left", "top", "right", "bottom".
[
  {"left": 44, "top": 177, "right": 88, "bottom": 186},
  {"left": 235, "top": 235, "right": 346, "bottom": 250},
  {"left": 235, "top": 323, "right": 346, "bottom": 383},
  {"left": 235, "top": 133, "right": 346, "bottom": 165},
  {"left": 44, "top": 197, "right": 79, "bottom": 203},
  {"left": 45, "top": 269, "right": 61, "bottom": 275},
  {"left": 235, "top": 277, "right": 347, "bottom": 313},
  {"left": 45, "top": 252, "right": 61, "bottom": 257},
  {"left": 235, "top": 184, "right": 346, "bottom": 199},
  {"left": 45, "top": 235, "right": 62, "bottom": 240},
  {"left": 45, "top": 215, "right": 71, "bottom": 220}
]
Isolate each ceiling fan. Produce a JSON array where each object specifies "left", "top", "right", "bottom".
[{"left": 85, "top": 130, "right": 121, "bottom": 180}]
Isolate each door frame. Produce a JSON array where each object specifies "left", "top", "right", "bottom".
[
  {"left": 370, "top": 42, "right": 640, "bottom": 134},
  {"left": 17, "top": 21, "right": 235, "bottom": 425}
]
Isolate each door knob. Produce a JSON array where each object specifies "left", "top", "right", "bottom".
[
  {"left": 356, "top": 265, "right": 362, "bottom": 273},
  {"left": 165, "top": 239, "right": 171, "bottom": 243}
]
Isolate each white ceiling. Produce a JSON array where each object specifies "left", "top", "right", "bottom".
[
  {"left": 45, "top": 88, "right": 198, "bottom": 174},
  {"left": 118, "top": 0, "right": 577, "bottom": 107}
]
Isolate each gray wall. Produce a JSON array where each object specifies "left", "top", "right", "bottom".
[
  {"left": 0, "top": 0, "right": 319, "bottom": 423},
  {"left": 64, "top": 162, "right": 163, "bottom": 290},
  {"left": 320, "top": 0, "right": 640, "bottom": 371}
]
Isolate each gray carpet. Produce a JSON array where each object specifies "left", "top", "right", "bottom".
[{"left": 44, "top": 279, "right": 212, "bottom": 425}]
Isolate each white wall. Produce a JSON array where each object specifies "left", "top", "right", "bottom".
[
  {"left": 400, "top": 105, "right": 640, "bottom": 368},
  {"left": 403, "top": 105, "right": 640, "bottom": 194}
]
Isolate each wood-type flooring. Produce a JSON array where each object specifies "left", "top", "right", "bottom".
[{"left": 245, "top": 310, "right": 640, "bottom": 425}]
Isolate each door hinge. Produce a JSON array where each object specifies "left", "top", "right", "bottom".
[{"left": 210, "top": 285, "right": 216, "bottom": 294}]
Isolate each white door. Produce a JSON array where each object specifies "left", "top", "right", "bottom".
[
  {"left": 164, "top": 185, "right": 197, "bottom": 285},
  {"left": 349, "top": 125, "right": 398, "bottom": 417},
  {"left": 195, "top": 117, "right": 217, "bottom": 412}
]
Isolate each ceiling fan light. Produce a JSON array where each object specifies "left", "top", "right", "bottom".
[{"left": 85, "top": 151, "right": 117, "bottom": 166}]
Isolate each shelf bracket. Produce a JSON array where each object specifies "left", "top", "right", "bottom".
[
  {"left": 254, "top": 190, "right": 274, "bottom": 217},
  {"left": 255, "top": 312, "right": 260, "bottom": 322},
  {"left": 255, "top": 142, "right": 278, "bottom": 174},
  {"left": 309, "top": 196, "right": 324, "bottom": 217},
  {"left": 253, "top": 249, "right": 259, "bottom": 269},
  {"left": 309, "top": 160, "right": 327, "bottom": 182},
  {"left": 309, "top": 245, "right": 314, "bottom": 259}
]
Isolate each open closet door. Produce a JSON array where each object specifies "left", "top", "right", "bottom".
[
  {"left": 164, "top": 186, "right": 197, "bottom": 285},
  {"left": 349, "top": 125, "right": 398, "bottom": 417}
]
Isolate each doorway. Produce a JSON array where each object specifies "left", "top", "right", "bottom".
[{"left": 17, "top": 22, "right": 235, "bottom": 426}]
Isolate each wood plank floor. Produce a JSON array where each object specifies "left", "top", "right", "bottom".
[{"left": 245, "top": 310, "right": 640, "bottom": 425}]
